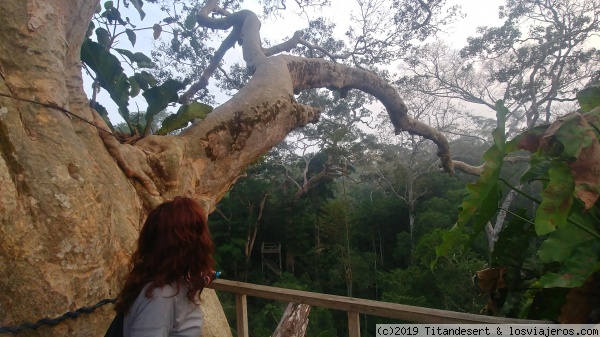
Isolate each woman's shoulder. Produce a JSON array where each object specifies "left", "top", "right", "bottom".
[{"left": 143, "top": 282, "right": 185, "bottom": 299}]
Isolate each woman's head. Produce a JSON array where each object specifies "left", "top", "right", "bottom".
[{"left": 116, "top": 196, "right": 215, "bottom": 312}]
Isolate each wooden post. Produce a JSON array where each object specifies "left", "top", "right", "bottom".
[
  {"left": 236, "top": 294, "right": 249, "bottom": 337},
  {"left": 348, "top": 311, "right": 360, "bottom": 337}
]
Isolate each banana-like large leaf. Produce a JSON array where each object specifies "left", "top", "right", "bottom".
[
  {"left": 539, "top": 244, "right": 600, "bottom": 288},
  {"left": 538, "top": 211, "right": 598, "bottom": 264},
  {"left": 535, "top": 161, "right": 574, "bottom": 235}
]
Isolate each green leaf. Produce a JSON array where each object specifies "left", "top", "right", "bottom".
[
  {"left": 152, "top": 24, "right": 162, "bottom": 40},
  {"left": 136, "top": 61, "right": 155, "bottom": 69},
  {"left": 125, "top": 29, "right": 136, "bottom": 47},
  {"left": 142, "top": 79, "right": 190, "bottom": 121},
  {"left": 118, "top": 108, "right": 132, "bottom": 129},
  {"left": 538, "top": 211, "right": 598, "bottom": 264},
  {"left": 95, "top": 28, "right": 111, "bottom": 49},
  {"left": 163, "top": 17, "right": 177, "bottom": 24},
  {"left": 133, "top": 71, "right": 157, "bottom": 90},
  {"left": 539, "top": 113, "right": 595, "bottom": 162},
  {"left": 467, "top": 181, "right": 501, "bottom": 244},
  {"left": 535, "top": 161, "right": 574, "bottom": 235},
  {"left": 116, "top": 50, "right": 154, "bottom": 68},
  {"left": 86, "top": 21, "right": 95, "bottom": 38},
  {"left": 131, "top": 52, "right": 152, "bottom": 63},
  {"left": 184, "top": 12, "right": 197, "bottom": 30},
  {"left": 106, "top": 8, "right": 125, "bottom": 25},
  {"left": 135, "top": 122, "right": 145, "bottom": 135},
  {"left": 577, "top": 86, "right": 600, "bottom": 113},
  {"left": 114, "top": 48, "right": 135, "bottom": 62},
  {"left": 90, "top": 102, "right": 114, "bottom": 131},
  {"left": 492, "top": 209, "right": 532, "bottom": 267},
  {"left": 491, "top": 210, "right": 535, "bottom": 290},
  {"left": 156, "top": 102, "right": 213, "bottom": 135},
  {"left": 125, "top": 17, "right": 137, "bottom": 29},
  {"left": 113, "top": 74, "right": 131, "bottom": 121},
  {"left": 104, "top": 1, "right": 114, "bottom": 10},
  {"left": 81, "top": 39, "right": 130, "bottom": 119},
  {"left": 130, "top": 0, "right": 146, "bottom": 20},
  {"left": 539, "top": 246, "right": 600, "bottom": 288},
  {"left": 520, "top": 153, "right": 550, "bottom": 185},
  {"left": 129, "top": 76, "right": 140, "bottom": 97},
  {"left": 458, "top": 101, "right": 507, "bottom": 226}
]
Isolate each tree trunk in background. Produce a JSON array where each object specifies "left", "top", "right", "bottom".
[
  {"left": 0, "top": 2, "right": 232, "bottom": 336},
  {"left": 272, "top": 303, "right": 311, "bottom": 337},
  {"left": 485, "top": 187, "right": 520, "bottom": 252}
]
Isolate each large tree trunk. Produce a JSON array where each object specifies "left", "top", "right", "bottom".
[{"left": 0, "top": 2, "right": 232, "bottom": 336}]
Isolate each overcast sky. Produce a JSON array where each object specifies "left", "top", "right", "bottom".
[
  {"left": 246, "top": 0, "right": 504, "bottom": 47},
  {"left": 86, "top": 0, "right": 505, "bottom": 124}
]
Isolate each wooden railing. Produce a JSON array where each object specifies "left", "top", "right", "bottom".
[{"left": 207, "top": 279, "right": 549, "bottom": 337}]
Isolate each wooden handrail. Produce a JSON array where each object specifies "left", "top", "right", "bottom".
[{"left": 206, "top": 279, "right": 550, "bottom": 336}]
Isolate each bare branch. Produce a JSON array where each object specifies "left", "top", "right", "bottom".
[{"left": 297, "top": 38, "right": 355, "bottom": 60}]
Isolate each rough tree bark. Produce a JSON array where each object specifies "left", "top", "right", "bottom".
[
  {"left": 272, "top": 303, "right": 311, "bottom": 337},
  {"left": 0, "top": 1, "right": 458, "bottom": 336}
]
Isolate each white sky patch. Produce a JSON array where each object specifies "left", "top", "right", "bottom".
[{"left": 85, "top": 0, "right": 506, "bottom": 124}]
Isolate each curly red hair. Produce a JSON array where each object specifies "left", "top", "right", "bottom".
[{"left": 115, "top": 196, "right": 215, "bottom": 313}]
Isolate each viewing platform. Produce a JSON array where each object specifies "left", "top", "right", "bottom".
[{"left": 207, "top": 279, "right": 550, "bottom": 337}]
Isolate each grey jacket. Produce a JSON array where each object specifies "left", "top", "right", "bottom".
[{"left": 124, "top": 283, "right": 203, "bottom": 337}]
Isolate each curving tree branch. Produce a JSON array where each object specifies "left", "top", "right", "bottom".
[{"left": 451, "top": 156, "right": 530, "bottom": 176}]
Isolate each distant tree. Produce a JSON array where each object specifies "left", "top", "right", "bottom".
[
  {"left": 367, "top": 89, "right": 466, "bottom": 240},
  {"left": 406, "top": 0, "right": 600, "bottom": 129}
]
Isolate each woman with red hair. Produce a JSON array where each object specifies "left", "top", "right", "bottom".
[{"left": 114, "top": 196, "right": 215, "bottom": 337}]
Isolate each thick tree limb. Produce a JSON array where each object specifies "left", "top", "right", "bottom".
[
  {"left": 264, "top": 31, "right": 304, "bottom": 56},
  {"left": 452, "top": 156, "right": 530, "bottom": 176},
  {"left": 285, "top": 56, "right": 454, "bottom": 173},
  {"left": 127, "top": 5, "right": 457, "bottom": 211}
]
